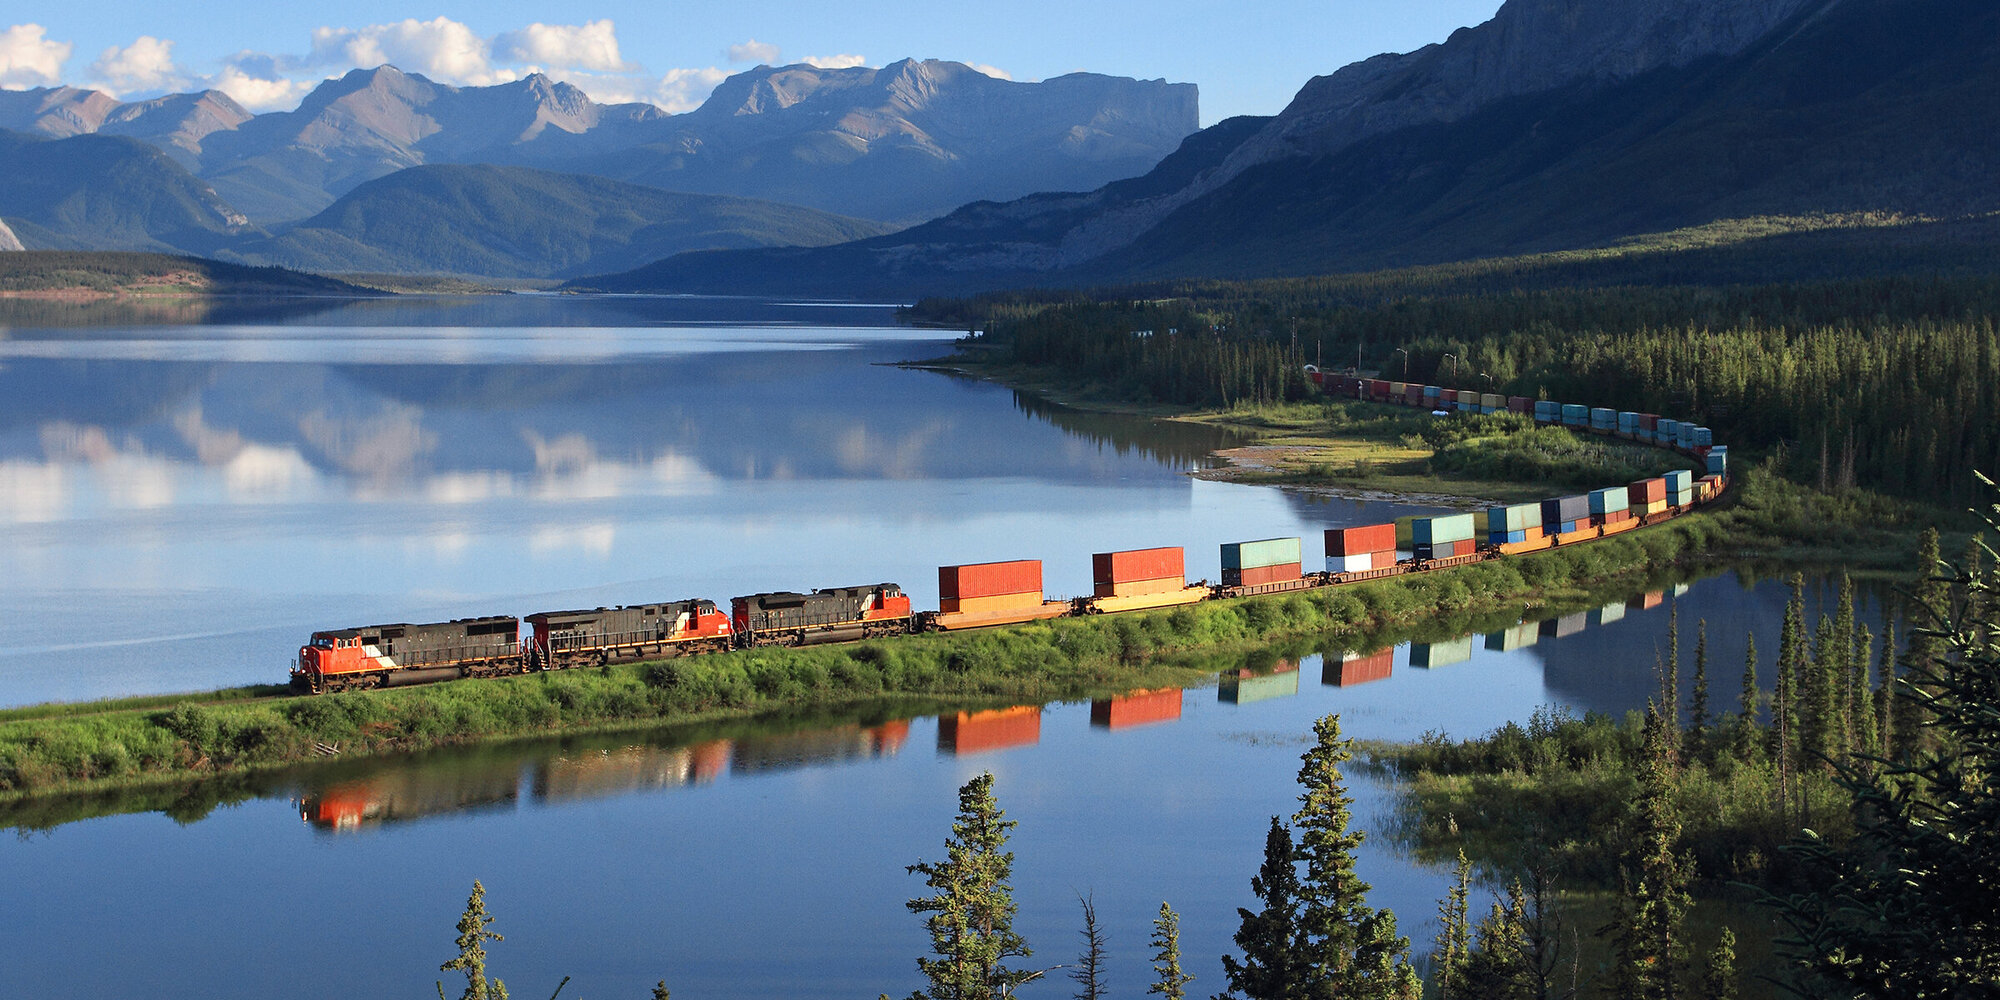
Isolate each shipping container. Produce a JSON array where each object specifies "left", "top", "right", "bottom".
[
  {"left": 1325, "top": 649, "right": 1393, "bottom": 686},
  {"left": 1222, "top": 563, "right": 1303, "bottom": 587},
  {"left": 1628, "top": 478, "right": 1667, "bottom": 503},
  {"left": 1219, "top": 669, "right": 1300, "bottom": 705},
  {"left": 1414, "top": 539, "right": 1475, "bottom": 561},
  {"left": 1693, "top": 426, "right": 1713, "bottom": 447},
  {"left": 1481, "top": 393, "right": 1504, "bottom": 412},
  {"left": 1541, "top": 494, "right": 1591, "bottom": 524},
  {"left": 1590, "top": 406, "right": 1617, "bottom": 430},
  {"left": 1411, "top": 636, "right": 1474, "bottom": 668},
  {"left": 1598, "top": 508, "right": 1633, "bottom": 525},
  {"left": 1412, "top": 513, "right": 1476, "bottom": 544},
  {"left": 1325, "top": 523, "right": 1396, "bottom": 556},
  {"left": 1095, "top": 576, "right": 1188, "bottom": 599},
  {"left": 1508, "top": 395, "right": 1533, "bottom": 413},
  {"left": 1540, "top": 611, "right": 1588, "bottom": 639},
  {"left": 939, "top": 559, "right": 1042, "bottom": 600},
  {"left": 1561, "top": 403, "right": 1589, "bottom": 427},
  {"left": 1487, "top": 502, "right": 1542, "bottom": 533},
  {"left": 1535, "top": 400, "right": 1561, "bottom": 422},
  {"left": 1618, "top": 411, "right": 1641, "bottom": 436},
  {"left": 1638, "top": 413, "right": 1659, "bottom": 432},
  {"left": 1327, "top": 552, "right": 1375, "bottom": 575},
  {"left": 1092, "top": 547, "right": 1184, "bottom": 586},
  {"left": 1657, "top": 418, "right": 1680, "bottom": 445},
  {"left": 1404, "top": 385, "right": 1426, "bottom": 406},
  {"left": 1221, "top": 537, "right": 1302, "bottom": 571},
  {"left": 1663, "top": 469, "right": 1693, "bottom": 492},
  {"left": 1490, "top": 529, "right": 1529, "bottom": 545},
  {"left": 1592, "top": 602, "right": 1626, "bottom": 626},
  {"left": 1424, "top": 385, "right": 1443, "bottom": 399},
  {"left": 1589, "top": 487, "right": 1630, "bottom": 515},
  {"left": 1389, "top": 381, "right": 1408, "bottom": 396},
  {"left": 1455, "top": 390, "right": 1478, "bottom": 408},
  {"left": 1631, "top": 591, "right": 1665, "bottom": 611},
  {"left": 1484, "top": 621, "right": 1539, "bottom": 652},
  {"left": 1089, "top": 689, "right": 1183, "bottom": 729},
  {"left": 938, "top": 706, "right": 1042, "bottom": 754},
  {"left": 1706, "top": 452, "right": 1727, "bottom": 476},
  {"left": 939, "top": 591, "right": 1044, "bottom": 615}
]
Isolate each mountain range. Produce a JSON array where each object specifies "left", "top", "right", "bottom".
[{"left": 582, "top": 0, "right": 1999, "bottom": 297}]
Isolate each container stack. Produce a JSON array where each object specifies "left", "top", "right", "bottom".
[
  {"left": 1664, "top": 470, "right": 1695, "bottom": 506},
  {"left": 1411, "top": 636, "right": 1474, "bottom": 668},
  {"left": 939, "top": 560, "right": 1044, "bottom": 615},
  {"left": 1221, "top": 537, "right": 1302, "bottom": 587},
  {"left": 1480, "top": 392, "right": 1504, "bottom": 414},
  {"left": 1541, "top": 494, "right": 1591, "bottom": 536},
  {"left": 1638, "top": 413, "right": 1658, "bottom": 438},
  {"left": 1657, "top": 418, "right": 1680, "bottom": 446},
  {"left": 1618, "top": 411, "right": 1641, "bottom": 439},
  {"left": 1589, "top": 486, "right": 1632, "bottom": 526},
  {"left": 1628, "top": 477, "right": 1668, "bottom": 516},
  {"left": 1590, "top": 407, "right": 1618, "bottom": 433},
  {"left": 1325, "top": 524, "right": 1397, "bottom": 575},
  {"left": 1507, "top": 395, "right": 1533, "bottom": 414},
  {"left": 1706, "top": 446, "right": 1728, "bottom": 477},
  {"left": 1534, "top": 400, "right": 1561, "bottom": 423},
  {"left": 1694, "top": 426, "right": 1714, "bottom": 448},
  {"left": 1327, "top": 649, "right": 1393, "bottom": 686},
  {"left": 1561, "top": 403, "right": 1589, "bottom": 428},
  {"left": 1699, "top": 474, "right": 1726, "bottom": 501},
  {"left": 1412, "top": 513, "right": 1476, "bottom": 560},
  {"left": 1486, "top": 502, "right": 1543, "bottom": 546},
  {"left": 1423, "top": 385, "right": 1443, "bottom": 409},
  {"left": 1091, "top": 547, "right": 1186, "bottom": 598},
  {"left": 1388, "top": 380, "right": 1408, "bottom": 399},
  {"left": 1455, "top": 390, "right": 1478, "bottom": 412},
  {"left": 1404, "top": 384, "right": 1426, "bottom": 406}
]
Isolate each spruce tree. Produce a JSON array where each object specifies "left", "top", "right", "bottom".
[
  {"left": 440, "top": 880, "right": 509, "bottom": 1000},
  {"left": 1290, "top": 714, "right": 1421, "bottom": 1000},
  {"left": 1222, "top": 817, "right": 1308, "bottom": 1000},
  {"left": 1876, "top": 619, "right": 1897, "bottom": 758},
  {"left": 1459, "top": 894, "right": 1530, "bottom": 1000},
  {"left": 1701, "top": 927, "right": 1738, "bottom": 1000},
  {"left": 1736, "top": 633, "right": 1762, "bottom": 764},
  {"left": 1148, "top": 902, "right": 1193, "bottom": 1000},
  {"left": 1689, "top": 619, "right": 1711, "bottom": 756},
  {"left": 1071, "top": 893, "right": 1105, "bottom": 1000},
  {"left": 1897, "top": 527, "right": 1947, "bottom": 754},
  {"left": 906, "top": 772, "right": 1034, "bottom": 1000},
  {"left": 1431, "top": 850, "right": 1473, "bottom": 1000}
]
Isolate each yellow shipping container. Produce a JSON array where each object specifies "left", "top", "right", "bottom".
[
  {"left": 1094, "top": 575, "right": 1187, "bottom": 599},
  {"left": 939, "top": 591, "right": 1043, "bottom": 615}
]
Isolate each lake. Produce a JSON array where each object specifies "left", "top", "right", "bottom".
[{"left": 0, "top": 296, "right": 1883, "bottom": 999}]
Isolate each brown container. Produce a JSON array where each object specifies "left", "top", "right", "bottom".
[
  {"left": 1597, "top": 509, "right": 1633, "bottom": 525},
  {"left": 1628, "top": 477, "right": 1667, "bottom": 503},
  {"left": 1092, "top": 547, "right": 1185, "bottom": 585},
  {"left": 1326, "top": 523, "right": 1396, "bottom": 557},
  {"left": 1324, "top": 649, "right": 1393, "bottom": 687},
  {"left": 1094, "top": 575, "right": 1187, "bottom": 599},
  {"left": 939, "top": 560, "right": 1042, "bottom": 601},
  {"left": 938, "top": 591, "right": 1043, "bottom": 615},
  {"left": 1089, "top": 688, "right": 1184, "bottom": 729},
  {"left": 1222, "top": 562, "right": 1302, "bottom": 587}
]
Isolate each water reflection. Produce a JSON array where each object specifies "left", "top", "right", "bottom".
[
  {"left": 1220, "top": 659, "right": 1302, "bottom": 704},
  {"left": 937, "top": 706, "right": 1043, "bottom": 755},
  {"left": 1089, "top": 688, "right": 1184, "bottom": 729},
  {"left": 1324, "top": 649, "right": 1394, "bottom": 687}
]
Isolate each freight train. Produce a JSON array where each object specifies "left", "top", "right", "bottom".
[{"left": 289, "top": 373, "right": 1730, "bottom": 694}]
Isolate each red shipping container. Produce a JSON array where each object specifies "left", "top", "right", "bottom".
[
  {"left": 1092, "top": 547, "right": 1184, "bottom": 585},
  {"left": 1222, "top": 563, "right": 1302, "bottom": 587},
  {"left": 1598, "top": 509, "right": 1633, "bottom": 525},
  {"left": 1325, "top": 649, "right": 1393, "bottom": 687},
  {"left": 1507, "top": 395, "right": 1533, "bottom": 413},
  {"left": 940, "top": 560, "right": 1042, "bottom": 600},
  {"left": 1628, "top": 478, "right": 1667, "bottom": 503},
  {"left": 1638, "top": 413, "right": 1659, "bottom": 431},
  {"left": 1089, "top": 688, "right": 1184, "bottom": 729},
  {"left": 1326, "top": 523, "right": 1397, "bottom": 557},
  {"left": 939, "top": 706, "right": 1042, "bottom": 755}
]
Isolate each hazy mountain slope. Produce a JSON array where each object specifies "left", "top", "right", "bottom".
[
  {"left": 0, "top": 87, "right": 251, "bottom": 170},
  {"left": 584, "top": 0, "right": 1994, "bottom": 296},
  {"left": 225, "top": 164, "right": 890, "bottom": 279},
  {"left": 0, "top": 129, "right": 255, "bottom": 254}
]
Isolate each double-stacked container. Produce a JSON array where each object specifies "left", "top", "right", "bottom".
[
  {"left": 1388, "top": 381, "right": 1408, "bottom": 399},
  {"left": 1664, "top": 469, "right": 1695, "bottom": 507},
  {"left": 1590, "top": 407, "right": 1618, "bottom": 433},
  {"left": 1693, "top": 426, "right": 1714, "bottom": 448},
  {"left": 939, "top": 560, "right": 1044, "bottom": 615},
  {"left": 1706, "top": 446, "right": 1728, "bottom": 477},
  {"left": 1326, "top": 648, "right": 1393, "bottom": 686},
  {"left": 1412, "top": 513, "right": 1476, "bottom": 561},
  {"left": 1325, "top": 523, "right": 1397, "bottom": 575},
  {"left": 1411, "top": 636, "right": 1474, "bottom": 668},
  {"left": 1534, "top": 400, "right": 1561, "bottom": 423},
  {"left": 1486, "top": 502, "right": 1543, "bottom": 546},
  {"left": 1455, "top": 390, "right": 1479, "bottom": 412},
  {"left": 1561, "top": 403, "right": 1589, "bottom": 428},
  {"left": 1423, "top": 385, "right": 1444, "bottom": 409},
  {"left": 1657, "top": 418, "right": 1681, "bottom": 446},
  {"left": 1404, "top": 384, "right": 1427, "bottom": 407},
  {"left": 1507, "top": 395, "right": 1533, "bottom": 414},
  {"left": 1589, "top": 486, "right": 1632, "bottom": 526},
  {"left": 1221, "top": 537, "right": 1302, "bottom": 587},
  {"left": 1638, "top": 413, "right": 1659, "bottom": 437},
  {"left": 1480, "top": 392, "right": 1504, "bottom": 414},
  {"left": 1542, "top": 494, "right": 1591, "bottom": 536},
  {"left": 1628, "top": 477, "right": 1668, "bottom": 516},
  {"left": 1484, "top": 621, "right": 1538, "bottom": 652},
  {"left": 1092, "top": 547, "right": 1186, "bottom": 597},
  {"left": 1618, "top": 411, "right": 1641, "bottom": 439}
]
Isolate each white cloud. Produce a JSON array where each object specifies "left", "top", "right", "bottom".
[
  {"left": 89, "top": 36, "right": 187, "bottom": 96},
  {"left": 726, "top": 38, "right": 780, "bottom": 64},
  {"left": 969, "top": 63, "right": 1013, "bottom": 81},
  {"left": 654, "top": 66, "right": 729, "bottom": 113},
  {"left": 309, "top": 17, "right": 496, "bottom": 84},
  {"left": 493, "top": 19, "right": 630, "bottom": 72},
  {"left": 0, "top": 23, "right": 71, "bottom": 89},
  {"left": 207, "top": 60, "right": 318, "bottom": 111},
  {"left": 802, "top": 53, "right": 867, "bottom": 70}
]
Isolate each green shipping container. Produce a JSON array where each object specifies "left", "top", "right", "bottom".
[
  {"left": 1411, "top": 513, "right": 1475, "bottom": 544},
  {"left": 1221, "top": 537, "right": 1302, "bottom": 571},
  {"left": 1486, "top": 503, "right": 1541, "bottom": 532}
]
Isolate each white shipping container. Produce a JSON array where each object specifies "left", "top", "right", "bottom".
[{"left": 1327, "top": 552, "right": 1374, "bottom": 574}]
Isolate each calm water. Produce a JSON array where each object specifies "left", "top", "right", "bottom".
[{"left": 0, "top": 298, "right": 1883, "bottom": 999}]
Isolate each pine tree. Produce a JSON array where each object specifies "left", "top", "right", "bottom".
[
  {"left": 1897, "top": 527, "right": 1947, "bottom": 754},
  {"left": 1222, "top": 817, "right": 1308, "bottom": 1000},
  {"left": 1689, "top": 619, "right": 1711, "bottom": 756},
  {"left": 1148, "top": 902, "right": 1193, "bottom": 1000},
  {"left": 1459, "top": 893, "right": 1530, "bottom": 1000},
  {"left": 650, "top": 983, "right": 670, "bottom": 1000},
  {"left": 1701, "top": 927, "right": 1738, "bottom": 1000},
  {"left": 1431, "top": 850, "right": 1473, "bottom": 1000},
  {"left": 1290, "top": 714, "right": 1422, "bottom": 1000},
  {"left": 1876, "top": 619, "right": 1897, "bottom": 758},
  {"left": 1851, "top": 623, "right": 1879, "bottom": 761},
  {"left": 1071, "top": 894, "right": 1105, "bottom": 1000},
  {"left": 1603, "top": 707, "right": 1695, "bottom": 1000},
  {"left": 1736, "top": 633, "right": 1762, "bottom": 763},
  {"left": 439, "top": 881, "right": 509, "bottom": 1000},
  {"left": 906, "top": 772, "right": 1034, "bottom": 1000}
]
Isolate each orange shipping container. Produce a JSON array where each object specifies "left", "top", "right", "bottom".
[
  {"left": 1089, "top": 688, "right": 1184, "bottom": 729},
  {"left": 1094, "top": 575, "right": 1186, "bottom": 598},
  {"left": 938, "top": 591, "right": 1043, "bottom": 615},
  {"left": 1092, "top": 547, "right": 1184, "bottom": 585},
  {"left": 1628, "top": 478, "right": 1667, "bottom": 503},
  {"left": 939, "top": 560, "right": 1042, "bottom": 600},
  {"left": 1326, "top": 523, "right": 1397, "bottom": 556},
  {"left": 938, "top": 706, "right": 1042, "bottom": 754}
]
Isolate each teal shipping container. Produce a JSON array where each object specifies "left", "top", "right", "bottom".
[
  {"left": 1589, "top": 487, "right": 1630, "bottom": 515},
  {"left": 1486, "top": 502, "right": 1541, "bottom": 533},
  {"left": 1411, "top": 636, "right": 1475, "bottom": 668},
  {"left": 1411, "top": 513, "right": 1476, "bottom": 544},
  {"left": 1221, "top": 537, "right": 1302, "bottom": 571}
]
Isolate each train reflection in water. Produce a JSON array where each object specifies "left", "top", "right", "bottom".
[{"left": 294, "top": 584, "right": 1686, "bottom": 832}]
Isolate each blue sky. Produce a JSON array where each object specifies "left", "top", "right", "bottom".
[{"left": 2, "top": 1, "right": 1504, "bottom": 123}]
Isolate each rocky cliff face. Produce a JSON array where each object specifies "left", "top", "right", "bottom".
[{"left": 0, "top": 217, "right": 24, "bottom": 252}]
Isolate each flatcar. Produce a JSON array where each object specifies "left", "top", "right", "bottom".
[
  {"left": 731, "top": 583, "right": 913, "bottom": 647},
  {"left": 526, "top": 599, "right": 733, "bottom": 669},
  {"left": 294, "top": 615, "right": 522, "bottom": 693}
]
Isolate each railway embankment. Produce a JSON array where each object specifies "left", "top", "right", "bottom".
[{"left": 0, "top": 508, "right": 1727, "bottom": 804}]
